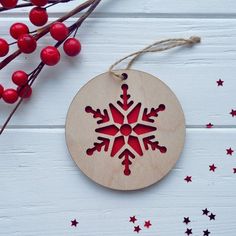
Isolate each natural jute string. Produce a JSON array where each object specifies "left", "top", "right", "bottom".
[{"left": 109, "top": 36, "right": 201, "bottom": 80}]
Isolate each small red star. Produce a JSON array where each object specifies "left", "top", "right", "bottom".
[
  {"left": 209, "top": 164, "right": 217, "bottom": 172},
  {"left": 216, "top": 79, "right": 224, "bottom": 86},
  {"left": 230, "top": 109, "right": 236, "bottom": 117},
  {"left": 233, "top": 168, "right": 236, "bottom": 174},
  {"left": 184, "top": 176, "right": 192, "bottom": 183},
  {"left": 203, "top": 229, "right": 211, "bottom": 236},
  {"left": 202, "top": 208, "right": 209, "bottom": 215},
  {"left": 185, "top": 228, "right": 193, "bottom": 235},
  {"left": 226, "top": 148, "right": 234, "bottom": 156},
  {"left": 134, "top": 225, "right": 141, "bottom": 233},
  {"left": 183, "top": 217, "right": 191, "bottom": 225},
  {"left": 71, "top": 219, "right": 78, "bottom": 227},
  {"left": 209, "top": 213, "right": 216, "bottom": 220},
  {"left": 206, "top": 123, "right": 213, "bottom": 128},
  {"left": 129, "top": 216, "right": 137, "bottom": 223},
  {"left": 144, "top": 220, "right": 152, "bottom": 228}
]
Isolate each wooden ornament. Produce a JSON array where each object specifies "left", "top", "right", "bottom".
[{"left": 65, "top": 69, "right": 185, "bottom": 190}]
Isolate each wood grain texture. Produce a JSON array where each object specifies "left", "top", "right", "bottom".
[
  {"left": 7, "top": 0, "right": 236, "bottom": 15},
  {"left": 0, "top": 18, "right": 235, "bottom": 127},
  {"left": 0, "top": 129, "right": 235, "bottom": 235},
  {"left": 66, "top": 70, "right": 185, "bottom": 190}
]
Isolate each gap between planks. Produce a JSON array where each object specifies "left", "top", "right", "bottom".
[{"left": 2, "top": 12, "right": 236, "bottom": 19}]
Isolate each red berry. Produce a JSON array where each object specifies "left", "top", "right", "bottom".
[
  {"left": 30, "top": 0, "right": 48, "bottom": 7},
  {"left": 1, "top": 0, "right": 18, "bottom": 9},
  {"left": 50, "top": 22, "right": 69, "bottom": 41},
  {"left": 10, "top": 23, "right": 29, "bottom": 39},
  {"left": 17, "top": 34, "right": 37, "bottom": 54},
  {"left": 17, "top": 85, "right": 32, "bottom": 98},
  {"left": 12, "top": 70, "right": 28, "bottom": 86},
  {"left": 29, "top": 7, "right": 48, "bottom": 26},
  {"left": 2, "top": 89, "right": 18, "bottom": 104},
  {"left": 0, "top": 84, "right": 4, "bottom": 98},
  {"left": 63, "top": 38, "right": 81, "bottom": 57},
  {"left": 40, "top": 46, "right": 60, "bottom": 66},
  {"left": 0, "top": 38, "right": 9, "bottom": 57}
]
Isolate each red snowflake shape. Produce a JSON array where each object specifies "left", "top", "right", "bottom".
[{"left": 85, "top": 84, "right": 167, "bottom": 176}]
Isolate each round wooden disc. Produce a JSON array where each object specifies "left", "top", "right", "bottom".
[{"left": 66, "top": 69, "right": 185, "bottom": 190}]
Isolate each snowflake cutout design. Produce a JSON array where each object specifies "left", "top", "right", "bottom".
[{"left": 85, "top": 84, "right": 167, "bottom": 176}]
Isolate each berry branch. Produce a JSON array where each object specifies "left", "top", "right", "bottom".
[{"left": 0, "top": 0, "right": 101, "bottom": 134}]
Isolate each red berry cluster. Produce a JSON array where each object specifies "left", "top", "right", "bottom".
[
  {"left": 0, "top": 0, "right": 18, "bottom": 9},
  {"left": 0, "top": 0, "right": 82, "bottom": 104}
]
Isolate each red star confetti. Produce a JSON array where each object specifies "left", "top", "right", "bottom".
[
  {"left": 203, "top": 229, "right": 211, "bottom": 236},
  {"left": 226, "top": 148, "right": 234, "bottom": 156},
  {"left": 216, "top": 79, "right": 224, "bottom": 86},
  {"left": 233, "top": 168, "right": 236, "bottom": 174},
  {"left": 71, "top": 219, "right": 78, "bottom": 227},
  {"left": 134, "top": 225, "right": 141, "bottom": 233},
  {"left": 209, "top": 164, "right": 217, "bottom": 172},
  {"left": 184, "top": 176, "right": 192, "bottom": 183},
  {"left": 202, "top": 208, "right": 210, "bottom": 216},
  {"left": 185, "top": 228, "right": 193, "bottom": 235},
  {"left": 144, "top": 220, "right": 152, "bottom": 228},
  {"left": 209, "top": 213, "right": 216, "bottom": 221},
  {"left": 230, "top": 109, "right": 236, "bottom": 117},
  {"left": 183, "top": 217, "right": 191, "bottom": 225},
  {"left": 206, "top": 123, "right": 213, "bottom": 128},
  {"left": 129, "top": 216, "right": 137, "bottom": 224}
]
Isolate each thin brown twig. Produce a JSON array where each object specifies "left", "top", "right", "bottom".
[{"left": 0, "top": 0, "right": 101, "bottom": 135}]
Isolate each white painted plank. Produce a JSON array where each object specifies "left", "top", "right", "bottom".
[
  {"left": 5, "top": 0, "right": 236, "bottom": 15},
  {"left": 0, "top": 129, "right": 235, "bottom": 235},
  {"left": 0, "top": 18, "right": 236, "bottom": 127}
]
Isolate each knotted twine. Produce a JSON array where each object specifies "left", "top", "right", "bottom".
[{"left": 109, "top": 36, "right": 201, "bottom": 80}]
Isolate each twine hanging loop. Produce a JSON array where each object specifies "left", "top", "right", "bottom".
[{"left": 109, "top": 36, "right": 201, "bottom": 80}]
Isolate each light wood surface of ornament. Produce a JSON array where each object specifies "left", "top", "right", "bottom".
[{"left": 66, "top": 69, "right": 185, "bottom": 190}]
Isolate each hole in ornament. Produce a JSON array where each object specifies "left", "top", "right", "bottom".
[
  {"left": 95, "top": 125, "right": 119, "bottom": 136},
  {"left": 127, "top": 103, "right": 141, "bottom": 124},
  {"left": 86, "top": 137, "right": 110, "bottom": 156},
  {"left": 109, "top": 103, "right": 124, "bottom": 124},
  {"left": 133, "top": 124, "right": 157, "bottom": 135},
  {"left": 159, "top": 146, "right": 167, "bottom": 153},
  {"left": 124, "top": 169, "right": 131, "bottom": 176},
  {"left": 128, "top": 135, "right": 143, "bottom": 155},
  {"left": 117, "top": 84, "right": 134, "bottom": 110},
  {"left": 111, "top": 136, "right": 125, "bottom": 156},
  {"left": 159, "top": 104, "right": 165, "bottom": 111},
  {"left": 122, "top": 73, "right": 128, "bottom": 80},
  {"left": 142, "top": 104, "right": 166, "bottom": 122},
  {"left": 85, "top": 106, "right": 109, "bottom": 124},
  {"left": 119, "top": 149, "right": 135, "bottom": 176},
  {"left": 121, "top": 84, "right": 128, "bottom": 90},
  {"left": 85, "top": 82, "right": 167, "bottom": 177},
  {"left": 120, "top": 124, "right": 132, "bottom": 136},
  {"left": 143, "top": 135, "right": 167, "bottom": 153}
]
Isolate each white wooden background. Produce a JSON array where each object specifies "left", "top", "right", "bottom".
[{"left": 0, "top": 0, "right": 236, "bottom": 235}]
